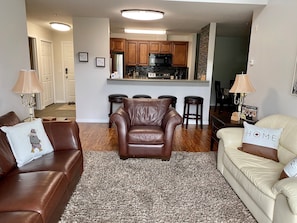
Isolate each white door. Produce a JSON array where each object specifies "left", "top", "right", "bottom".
[
  {"left": 62, "top": 41, "right": 75, "bottom": 103},
  {"left": 40, "top": 40, "right": 54, "bottom": 107}
]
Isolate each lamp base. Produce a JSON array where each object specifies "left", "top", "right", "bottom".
[{"left": 231, "top": 112, "right": 240, "bottom": 121}]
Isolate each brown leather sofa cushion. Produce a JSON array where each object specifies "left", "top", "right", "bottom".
[
  {"left": 0, "top": 112, "right": 20, "bottom": 177},
  {"left": 123, "top": 98, "right": 171, "bottom": 126},
  {"left": 0, "top": 211, "right": 42, "bottom": 223},
  {"left": 0, "top": 171, "right": 67, "bottom": 222}
]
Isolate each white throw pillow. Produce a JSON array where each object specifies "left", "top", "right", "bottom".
[
  {"left": 239, "top": 122, "right": 283, "bottom": 162},
  {"left": 1, "top": 118, "right": 54, "bottom": 167},
  {"left": 242, "top": 121, "right": 283, "bottom": 149},
  {"left": 283, "top": 157, "right": 297, "bottom": 178}
]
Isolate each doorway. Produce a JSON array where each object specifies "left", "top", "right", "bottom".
[{"left": 62, "top": 41, "right": 75, "bottom": 104}]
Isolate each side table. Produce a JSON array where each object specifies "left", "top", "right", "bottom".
[{"left": 210, "top": 113, "right": 256, "bottom": 151}]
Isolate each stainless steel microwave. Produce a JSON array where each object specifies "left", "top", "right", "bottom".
[{"left": 149, "top": 53, "right": 172, "bottom": 67}]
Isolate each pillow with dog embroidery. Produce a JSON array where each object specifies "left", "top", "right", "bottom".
[{"left": 1, "top": 118, "right": 53, "bottom": 167}]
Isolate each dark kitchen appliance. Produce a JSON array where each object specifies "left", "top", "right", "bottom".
[{"left": 149, "top": 53, "right": 172, "bottom": 67}]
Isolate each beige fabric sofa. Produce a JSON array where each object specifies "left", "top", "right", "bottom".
[{"left": 217, "top": 114, "right": 297, "bottom": 223}]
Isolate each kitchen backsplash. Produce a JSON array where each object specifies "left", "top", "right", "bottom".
[{"left": 126, "top": 66, "right": 188, "bottom": 79}]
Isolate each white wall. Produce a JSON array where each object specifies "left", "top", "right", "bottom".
[
  {"left": 0, "top": 0, "right": 31, "bottom": 119},
  {"left": 73, "top": 17, "right": 110, "bottom": 122},
  {"left": 246, "top": 0, "right": 297, "bottom": 119}
]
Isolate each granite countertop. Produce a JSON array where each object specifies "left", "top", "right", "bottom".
[{"left": 107, "top": 78, "right": 209, "bottom": 85}]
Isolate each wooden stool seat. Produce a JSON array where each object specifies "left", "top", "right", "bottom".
[
  {"left": 108, "top": 94, "right": 128, "bottom": 127},
  {"left": 158, "top": 95, "right": 177, "bottom": 108},
  {"left": 182, "top": 96, "right": 203, "bottom": 129}
]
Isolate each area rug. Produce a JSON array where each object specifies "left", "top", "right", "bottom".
[
  {"left": 56, "top": 104, "right": 76, "bottom": 111},
  {"left": 59, "top": 151, "right": 256, "bottom": 223}
]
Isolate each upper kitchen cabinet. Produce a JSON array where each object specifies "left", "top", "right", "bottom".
[
  {"left": 110, "top": 38, "right": 125, "bottom": 52},
  {"left": 126, "top": 40, "right": 149, "bottom": 66},
  {"left": 172, "top": 41, "right": 188, "bottom": 67},
  {"left": 149, "top": 41, "right": 172, "bottom": 54}
]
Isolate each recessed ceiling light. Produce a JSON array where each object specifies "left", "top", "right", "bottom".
[
  {"left": 50, "top": 22, "right": 71, "bottom": 31},
  {"left": 124, "top": 29, "right": 166, "bottom": 35},
  {"left": 121, "top": 9, "right": 164, "bottom": 21}
]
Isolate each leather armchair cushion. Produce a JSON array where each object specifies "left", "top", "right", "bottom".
[
  {"left": 128, "top": 126, "right": 164, "bottom": 144},
  {"left": 123, "top": 98, "right": 171, "bottom": 126}
]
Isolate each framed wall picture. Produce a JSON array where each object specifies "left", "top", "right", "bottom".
[
  {"left": 78, "top": 52, "right": 88, "bottom": 62},
  {"left": 96, "top": 57, "right": 105, "bottom": 67}
]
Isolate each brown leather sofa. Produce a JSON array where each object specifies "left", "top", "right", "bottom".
[
  {"left": 110, "top": 98, "right": 182, "bottom": 160},
  {"left": 0, "top": 111, "right": 83, "bottom": 223}
]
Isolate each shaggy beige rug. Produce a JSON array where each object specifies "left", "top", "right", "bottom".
[{"left": 59, "top": 151, "right": 256, "bottom": 223}]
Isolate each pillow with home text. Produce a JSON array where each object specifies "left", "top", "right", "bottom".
[{"left": 238, "top": 122, "right": 283, "bottom": 162}]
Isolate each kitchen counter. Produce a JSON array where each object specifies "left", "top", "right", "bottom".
[
  {"left": 107, "top": 78, "right": 209, "bottom": 86},
  {"left": 106, "top": 78, "right": 211, "bottom": 125}
]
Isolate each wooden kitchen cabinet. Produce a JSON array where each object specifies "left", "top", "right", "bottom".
[
  {"left": 172, "top": 41, "right": 188, "bottom": 67},
  {"left": 126, "top": 40, "right": 149, "bottom": 66},
  {"left": 149, "top": 41, "right": 172, "bottom": 54},
  {"left": 110, "top": 38, "right": 125, "bottom": 52},
  {"left": 138, "top": 41, "right": 149, "bottom": 66}
]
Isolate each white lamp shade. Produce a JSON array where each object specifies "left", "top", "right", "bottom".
[
  {"left": 229, "top": 73, "right": 255, "bottom": 93},
  {"left": 12, "top": 70, "right": 43, "bottom": 94}
]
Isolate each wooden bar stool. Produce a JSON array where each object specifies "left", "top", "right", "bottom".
[
  {"left": 132, "top": 94, "right": 151, "bottom": 98},
  {"left": 108, "top": 94, "right": 128, "bottom": 128},
  {"left": 158, "top": 95, "right": 177, "bottom": 108},
  {"left": 182, "top": 96, "right": 204, "bottom": 129}
]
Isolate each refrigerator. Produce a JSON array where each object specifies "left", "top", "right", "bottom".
[{"left": 111, "top": 52, "right": 124, "bottom": 79}]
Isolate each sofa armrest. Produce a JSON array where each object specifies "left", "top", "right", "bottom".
[
  {"left": 272, "top": 178, "right": 297, "bottom": 214},
  {"left": 162, "top": 108, "right": 183, "bottom": 156},
  {"left": 216, "top": 127, "right": 244, "bottom": 149},
  {"left": 43, "top": 121, "right": 82, "bottom": 151},
  {"left": 162, "top": 108, "right": 183, "bottom": 131},
  {"left": 110, "top": 107, "right": 131, "bottom": 156}
]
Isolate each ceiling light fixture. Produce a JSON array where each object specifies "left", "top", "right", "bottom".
[
  {"left": 121, "top": 9, "right": 164, "bottom": 21},
  {"left": 124, "top": 29, "right": 166, "bottom": 35},
  {"left": 50, "top": 22, "right": 71, "bottom": 31}
]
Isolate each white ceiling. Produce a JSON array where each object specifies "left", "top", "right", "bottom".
[{"left": 25, "top": 0, "right": 268, "bottom": 36}]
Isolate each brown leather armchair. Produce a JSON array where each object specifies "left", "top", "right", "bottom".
[{"left": 110, "top": 98, "right": 182, "bottom": 160}]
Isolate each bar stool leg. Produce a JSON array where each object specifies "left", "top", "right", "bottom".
[
  {"left": 200, "top": 103, "right": 203, "bottom": 129},
  {"left": 186, "top": 102, "right": 190, "bottom": 129},
  {"left": 182, "top": 101, "right": 186, "bottom": 126},
  {"left": 109, "top": 102, "right": 113, "bottom": 128},
  {"left": 196, "top": 103, "right": 199, "bottom": 128}
]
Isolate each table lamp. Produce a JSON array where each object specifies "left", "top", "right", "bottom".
[
  {"left": 229, "top": 73, "right": 255, "bottom": 121},
  {"left": 12, "top": 70, "right": 43, "bottom": 121}
]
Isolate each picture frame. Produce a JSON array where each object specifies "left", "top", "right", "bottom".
[
  {"left": 78, "top": 52, "right": 88, "bottom": 62},
  {"left": 96, "top": 57, "right": 105, "bottom": 67},
  {"left": 291, "top": 56, "right": 297, "bottom": 95},
  {"left": 241, "top": 105, "right": 258, "bottom": 122}
]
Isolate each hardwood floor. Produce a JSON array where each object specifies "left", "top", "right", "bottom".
[
  {"left": 36, "top": 103, "right": 220, "bottom": 152},
  {"left": 79, "top": 123, "right": 212, "bottom": 152}
]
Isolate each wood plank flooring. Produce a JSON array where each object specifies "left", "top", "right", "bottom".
[
  {"left": 78, "top": 123, "right": 212, "bottom": 152},
  {"left": 36, "top": 103, "right": 221, "bottom": 152}
]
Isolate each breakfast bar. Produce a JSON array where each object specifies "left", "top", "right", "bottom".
[{"left": 106, "top": 78, "right": 211, "bottom": 125}]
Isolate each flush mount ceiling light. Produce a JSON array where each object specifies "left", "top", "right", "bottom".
[
  {"left": 50, "top": 22, "right": 71, "bottom": 31},
  {"left": 121, "top": 9, "right": 164, "bottom": 21},
  {"left": 124, "top": 29, "right": 166, "bottom": 35}
]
